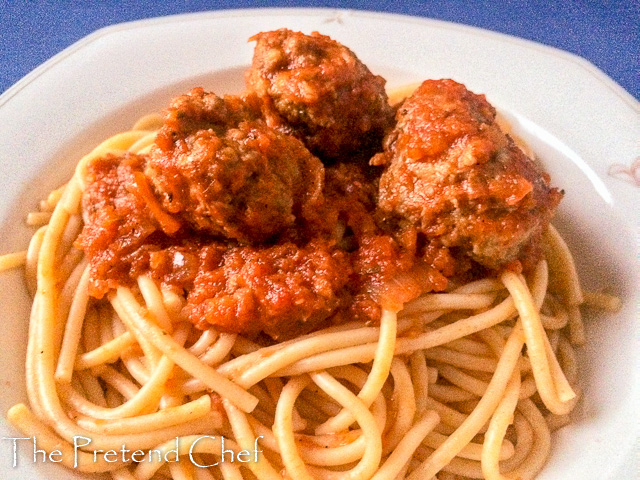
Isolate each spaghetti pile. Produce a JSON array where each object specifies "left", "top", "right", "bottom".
[{"left": 0, "top": 113, "right": 621, "bottom": 479}]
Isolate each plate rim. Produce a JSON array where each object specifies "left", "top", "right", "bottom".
[
  {"left": 0, "top": 7, "right": 637, "bottom": 480},
  {"left": 1, "top": 7, "right": 638, "bottom": 111}
]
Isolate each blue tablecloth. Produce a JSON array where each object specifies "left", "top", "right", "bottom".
[{"left": 1, "top": 1, "right": 638, "bottom": 99}]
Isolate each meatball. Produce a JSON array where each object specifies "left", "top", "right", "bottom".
[
  {"left": 246, "top": 29, "right": 395, "bottom": 161},
  {"left": 147, "top": 88, "right": 325, "bottom": 243},
  {"left": 153, "top": 87, "right": 262, "bottom": 151},
  {"left": 375, "top": 79, "right": 563, "bottom": 270},
  {"left": 187, "top": 241, "right": 352, "bottom": 340}
]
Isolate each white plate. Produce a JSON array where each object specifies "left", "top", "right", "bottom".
[{"left": 0, "top": 8, "right": 638, "bottom": 480}]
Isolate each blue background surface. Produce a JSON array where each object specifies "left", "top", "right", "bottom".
[{"left": 1, "top": 0, "right": 638, "bottom": 99}]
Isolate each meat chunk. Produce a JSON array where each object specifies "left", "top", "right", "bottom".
[
  {"left": 375, "top": 79, "right": 563, "bottom": 270},
  {"left": 147, "top": 88, "right": 325, "bottom": 243},
  {"left": 153, "top": 87, "right": 262, "bottom": 150},
  {"left": 187, "top": 241, "right": 352, "bottom": 340},
  {"left": 246, "top": 29, "right": 394, "bottom": 161}
]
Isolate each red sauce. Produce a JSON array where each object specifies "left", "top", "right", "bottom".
[
  {"left": 78, "top": 146, "right": 441, "bottom": 340},
  {"left": 78, "top": 33, "right": 561, "bottom": 341},
  {"left": 375, "top": 79, "right": 563, "bottom": 271}
]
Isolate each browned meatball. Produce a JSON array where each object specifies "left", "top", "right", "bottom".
[
  {"left": 187, "top": 241, "right": 352, "bottom": 340},
  {"left": 374, "top": 79, "right": 563, "bottom": 271},
  {"left": 245, "top": 29, "right": 395, "bottom": 161},
  {"left": 153, "top": 87, "right": 262, "bottom": 151},
  {"left": 147, "top": 88, "right": 325, "bottom": 243}
]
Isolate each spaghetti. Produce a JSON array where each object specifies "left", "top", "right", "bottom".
[{"left": 0, "top": 39, "right": 622, "bottom": 480}]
